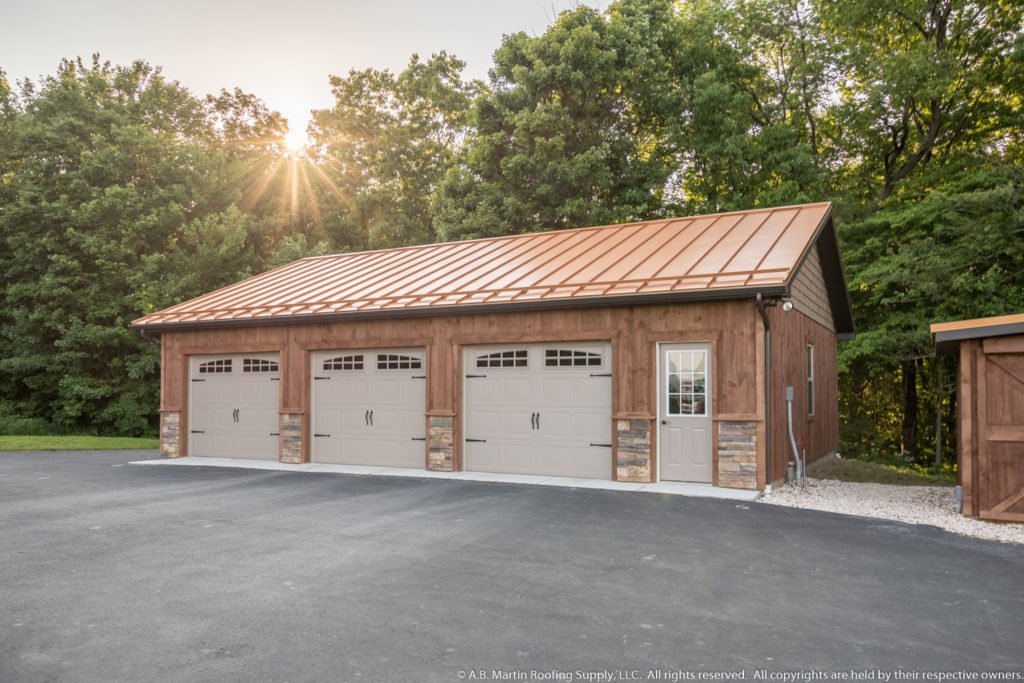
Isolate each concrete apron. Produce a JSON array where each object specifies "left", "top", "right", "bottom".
[{"left": 130, "top": 457, "right": 762, "bottom": 501}]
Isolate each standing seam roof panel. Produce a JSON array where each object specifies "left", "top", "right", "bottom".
[
  {"left": 294, "top": 238, "right": 507, "bottom": 305},
  {"left": 756, "top": 208, "right": 827, "bottom": 272},
  {"left": 131, "top": 203, "right": 836, "bottom": 327},
  {"left": 472, "top": 229, "right": 611, "bottom": 292},
  {"left": 413, "top": 232, "right": 578, "bottom": 296},
  {"left": 688, "top": 212, "right": 771, "bottom": 276},
  {"left": 586, "top": 221, "right": 675, "bottom": 283},
  {"left": 269, "top": 246, "right": 445, "bottom": 306},
  {"left": 525, "top": 222, "right": 651, "bottom": 287},
  {"left": 651, "top": 215, "right": 742, "bottom": 279},
  {"left": 723, "top": 209, "right": 799, "bottom": 274}
]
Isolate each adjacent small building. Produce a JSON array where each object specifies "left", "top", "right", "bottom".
[
  {"left": 132, "top": 202, "right": 853, "bottom": 491},
  {"left": 933, "top": 313, "right": 1024, "bottom": 521}
]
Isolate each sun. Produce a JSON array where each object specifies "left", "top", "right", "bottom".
[{"left": 284, "top": 127, "right": 308, "bottom": 154}]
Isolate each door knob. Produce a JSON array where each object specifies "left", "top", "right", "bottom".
[{"left": 661, "top": 419, "right": 668, "bottom": 425}]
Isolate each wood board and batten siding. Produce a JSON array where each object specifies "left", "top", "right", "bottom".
[
  {"left": 955, "top": 334, "right": 1024, "bottom": 522},
  {"left": 158, "top": 299, "right": 765, "bottom": 485},
  {"left": 766, "top": 305, "right": 839, "bottom": 484}
]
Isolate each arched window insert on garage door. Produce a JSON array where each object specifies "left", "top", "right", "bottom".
[
  {"left": 544, "top": 349, "right": 602, "bottom": 367},
  {"left": 323, "top": 355, "right": 364, "bottom": 371},
  {"left": 198, "top": 359, "right": 232, "bottom": 374},
  {"left": 242, "top": 358, "right": 279, "bottom": 373},
  {"left": 377, "top": 354, "right": 422, "bottom": 370},
  {"left": 475, "top": 350, "right": 528, "bottom": 368}
]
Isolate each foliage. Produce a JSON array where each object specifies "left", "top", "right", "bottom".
[
  {"left": 826, "top": 0, "right": 1024, "bottom": 464},
  {"left": 0, "top": 435, "right": 159, "bottom": 451},
  {"left": 0, "top": 57, "right": 286, "bottom": 436},
  {"left": 309, "top": 53, "right": 478, "bottom": 249},
  {"left": 434, "top": 2, "right": 679, "bottom": 239}
]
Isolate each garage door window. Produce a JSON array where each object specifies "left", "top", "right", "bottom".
[
  {"left": 377, "top": 354, "right": 422, "bottom": 370},
  {"left": 544, "top": 349, "right": 602, "bottom": 367},
  {"left": 243, "top": 358, "right": 279, "bottom": 373},
  {"left": 198, "top": 359, "right": 232, "bottom": 374},
  {"left": 476, "top": 350, "right": 528, "bottom": 368},
  {"left": 324, "top": 355, "right": 363, "bottom": 371},
  {"left": 666, "top": 349, "right": 707, "bottom": 416}
]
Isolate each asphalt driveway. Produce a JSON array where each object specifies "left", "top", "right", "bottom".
[{"left": 1, "top": 451, "right": 1022, "bottom": 682}]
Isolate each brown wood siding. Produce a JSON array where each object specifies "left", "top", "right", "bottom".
[
  {"left": 767, "top": 307, "right": 839, "bottom": 484},
  {"left": 158, "top": 298, "right": 837, "bottom": 486},
  {"left": 789, "top": 243, "right": 835, "bottom": 333},
  {"left": 956, "top": 334, "right": 1024, "bottom": 522},
  {"left": 958, "top": 340, "right": 978, "bottom": 516}
]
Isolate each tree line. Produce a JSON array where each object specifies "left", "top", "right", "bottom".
[{"left": 1, "top": 0, "right": 1022, "bottom": 469}]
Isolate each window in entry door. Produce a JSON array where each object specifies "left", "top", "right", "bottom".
[{"left": 666, "top": 350, "right": 707, "bottom": 416}]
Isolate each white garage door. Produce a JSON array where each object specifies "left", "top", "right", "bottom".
[
  {"left": 188, "top": 353, "right": 280, "bottom": 460},
  {"left": 463, "top": 342, "right": 613, "bottom": 479},
  {"left": 311, "top": 348, "right": 426, "bottom": 467}
]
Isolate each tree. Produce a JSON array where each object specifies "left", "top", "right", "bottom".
[
  {"left": 309, "top": 52, "right": 477, "bottom": 249},
  {"left": 819, "top": 0, "right": 1024, "bottom": 205},
  {"left": 0, "top": 57, "right": 280, "bottom": 435},
  {"left": 821, "top": 0, "right": 1024, "bottom": 462},
  {"left": 434, "top": 2, "right": 682, "bottom": 240}
]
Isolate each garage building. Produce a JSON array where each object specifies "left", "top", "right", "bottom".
[
  {"left": 132, "top": 202, "right": 853, "bottom": 490},
  {"left": 933, "top": 313, "right": 1024, "bottom": 521}
]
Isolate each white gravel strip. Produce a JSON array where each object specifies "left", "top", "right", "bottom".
[{"left": 759, "top": 478, "right": 1024, "bottom": 545}]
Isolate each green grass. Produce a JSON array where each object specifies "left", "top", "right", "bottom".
[
  {"left": 808, "top": 455, "right": 956, "bottom": 486},
  {"left": 0, "top": 435, "right": 159, "bottom": 451}
]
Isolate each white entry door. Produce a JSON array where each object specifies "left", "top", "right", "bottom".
[
  {"left": 188, "top": 353, "right": 280, "bottom": 460},
  {"left": 311, "top": 348, "right": 426, "bottom": 467},
  {"left": 463, "top": 342, "right": 612, "bottom": 479},
  {"left": 659, "top": 343, "right": 712, "bottom": 482}
]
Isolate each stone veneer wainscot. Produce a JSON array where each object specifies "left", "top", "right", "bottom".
[
  {"left": 717, "top": 421, "right": 757, "bottom": 489},
  {"left": 160, "top": 411, "right": 181, "bottom": 459},
  {"left": 616, "top": 418, "right": 651, "bottom": 482}
]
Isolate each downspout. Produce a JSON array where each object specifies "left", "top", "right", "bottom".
[
  {"left": 786, "top": 386, "right": 804, "bottom": 487},
  {"left": 755, "top": 293, "right": 771, "bottom": 493},
  {"left": 136, "top": 328, "right": 160, "bottom": 346}
]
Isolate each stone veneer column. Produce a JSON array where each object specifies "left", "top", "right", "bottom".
[
  {"left": 717, "top": 421, "right": 757, "bottom": 489},
  {"left": 160, "top": 411, "right": 181, "bottom": 458},
  {"left": 280, "top": 413, "right": 303, "bottom": 464},
  {"left": 427, "top": 416, "right": 454, "bottom": 472},
  {"left": 616, "top": 418, "right": 652, "bottom": 482}
]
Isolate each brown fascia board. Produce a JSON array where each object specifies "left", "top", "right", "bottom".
[
  {"left": 129, "top": 285, "right": 789, "bottom": 333},
  {"left": 786, "top": 212, "right": 855, "bottom": 340},
  {"left": 933, "top": 322, "right": 1024, "bottom": 356}
]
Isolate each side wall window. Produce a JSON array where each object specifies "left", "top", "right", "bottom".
[{"left": 807, "top": 344, "right": 814, "bottom": 416}]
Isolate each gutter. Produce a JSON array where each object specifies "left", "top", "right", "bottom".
[{"left": 131, "top": 285, "right": 789, "bottom": 333}]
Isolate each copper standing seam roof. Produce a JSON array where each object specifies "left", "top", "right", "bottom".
[{"left": 132, "top": 202, "right": 846, "bottom": 330}]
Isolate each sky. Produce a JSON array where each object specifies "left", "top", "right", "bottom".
[{"left": 3, "top": 0, "right": 586, "bottom": 148}]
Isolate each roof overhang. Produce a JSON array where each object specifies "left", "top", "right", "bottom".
[
  {"left": 932, "top": 314, "right": 1024, "bottom": 356},
  {"left": 131, "top": 285, "right": 789, "bottom": 333},
  {"left": 787, "top": 212, "right": 854, "bottom": 339}
]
